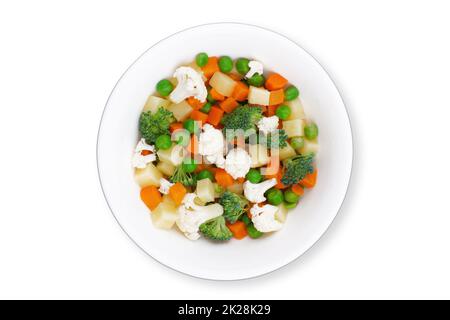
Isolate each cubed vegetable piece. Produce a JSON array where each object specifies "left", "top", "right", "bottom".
[
  {"left": 156, "top": 161, "right": 176, "bottom": 176},
  {"left": 151, "top": 196, "right": 178, "bottom": 229},
  {"left": 167, "top": 100, "right": 193, "bottom": 122},
  {"left": 215, "top": 169, "right": 235, "bottom": 187},
  {"left": 231, "top": 81, "right": 249, "bottom": 101},
  {"left": 227, "top": 182, "right": 244, "bottom": 195},
  {"left": 275, "top": 204, "right": 289, "bottom": 223},
  {"left": 300, "top": 139, "right": 320, "bottom": 155},
  {"left": 209, "top": 71, "right": 237, "bottom": 97},
  {"left": 196, "top": 178, "right": 215, "bottom": 203},
  {"left": 134, "top": 163, "right": 163, "bottom": 187},
  {"left": 248, "top": 144, "right": 270, "bottom": 168},
  {"left": 283, "top": 119, "right": 305, "bottom": 137},
  {"left": 201, "top": 56, "right": 220, "bottom": 79},
  {"left": 187, "top": 97, "right": 206, "bottom": 110},
  {"left": 140, "top": 186, "right": 162, "bottom": 211},
  {"left": 169, "top": 182, "right": 187, "bottom": 206},
  {"left": 219, "top": 97, "right": 239, "bottom": 113},
  {"left": 299, "top": 170, "right": 318, "bottom": 188},
  {"left": 157, "top": 144, "right": 185, "bottom": 167},
  {"left": 190, "top": 110, "right": 209, "bottom": 124},
  {"left": 265, "top": 73, "right": 288, "bottom": 91},
  {"left": 248, "top": 86, "right": 270, "bottom": 106},
  {"left": 207, "top": 106, "right": 224, "bottom": 127},
  {"left": 286, "top": 98, "right": 306, "bottom": 120},
  {"left": 278, "top": 143, "right": 297, "bottom": 161},
  {"left": 143, "top": 96, "right": 171, "bottom": 113},
  {"left": 269, "top": 89, "right": 285, "bottom": 106}
]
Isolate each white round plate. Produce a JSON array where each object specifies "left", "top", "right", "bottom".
[{"left": 97, "top": 23, "right": 353, "bottom": 280}]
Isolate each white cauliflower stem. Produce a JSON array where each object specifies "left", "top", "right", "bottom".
[
  {"left": 176, "top": 193, "right": 224, "bottom": 240},
  {"left": 250, "top": 204, "right": 284, "bottom": 232},
  {"left": 132, "top": 138, "right": 156, "bottom": 168},
  {"left": 170, "top": 67, "right": 207, "bottom": 103},
  {"left": 245, "top": 60, "right": 264, "bottom": 78},
  {"left": 243, "top": 178, "right": 277, "bottom": 203}
]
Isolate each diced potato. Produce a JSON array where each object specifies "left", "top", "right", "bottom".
[
  {"left": 135, "top": 163, "right": 163, "bottom": 187},
  {"left": 278, "top": 143, "right": 297, "bottom": 161},
  {"left": 156, "top": 161, "right": 176, "bottom": 176},
  {"left": 286, "top": 98, "right": 305, "bottom": 120},
  {"left": 143, "top": 95, "right": 171, "bottom": 113},
  {"left": 209, "top": 71, "right": 236, "bottom": 97},
  {"left": 196, "top": 178, "right": 215, "bottom": 203},
  {"left": 157, "top": 145, "right": 185, "bottom": 167},
  {"left": 283, "top": 119, "right": 305, "bottom": 138},
  {"left": 248, "top": 144, "right": 270, "bottom": 168},
  {"left": 301, "top": 139, "right": 320, "bottom": 155},
  {"left": 275, "top": 204, "right": 289, "bottom": 223},
  {"left": 227, "top": 182, "right": 244, "bottom": 195},
  {"left": 151, "top": 196, "right": 178, "bottom": 229},
  {"left": 167, "top": 100, "right": 193, "bottom": 122},
  {"left": 248, "top": 86, "right": 270, "bottom": 106}
]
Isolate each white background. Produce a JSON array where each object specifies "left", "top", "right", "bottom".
[{"left": 1, "top": 0, "right": 449, "bottom": 300}]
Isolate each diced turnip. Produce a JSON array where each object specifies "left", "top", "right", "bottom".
[
  {"left": 283, "top": 119, "right": 305, "bottom": 138},
  {"left": 135, "top": 163, "right": 163, "bottom": 187},
  {"left": 143, "top": 96, "right": 171, "bottom": 113},
  {"left": 167, "top": 100, "right": 193, "bottom": 122},
  {"left": 286, "top": 98, "right": 305, "bottom": 120},
  {"left": 196, "top": 178, "right": 215, "bottom": 203},
  {"left": 151, "top": 196, "right": 178, "bottom": 229},
  {"left": 157, "top": 145, "right": 185, "bottom": 167},
  {"left": 278, "top": 143, "right": 297, "bottom": 161},
  {"left": 209, "top": 71, "right": 236, "bottom": 97},
  {"left": 248, "top": 144, "right": 270, "bottom": 168},
  {"left": 156, "top": 161, "right": 176, "bottom": 176},
  {"left": 248, "top": 86, "right": 270, "bottom": 106},
  {"left": 275, "top": 204, "right": 289, "bottom": 223},
  {"left": 301, "top": 139, "right": 320, "bottom": 155}
]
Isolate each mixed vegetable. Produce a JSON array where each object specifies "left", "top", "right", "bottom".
[{"left": 133, "top": 53, "right": 319, "bottom": 242}]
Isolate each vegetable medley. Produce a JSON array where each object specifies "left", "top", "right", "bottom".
[{"left": 133, "top": 53, "right": 319, "bottom": 241}]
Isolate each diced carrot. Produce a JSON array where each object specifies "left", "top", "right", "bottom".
[
  {"left": 170, "top": 122, "right": 183, "bottom": 133},
  {"left": 265, "top": 73, "right": 288, "bottom": 91},
  {"left": 265, "top": 165, "right": 287, "bottom": 189},
  {"left": 187, "top": 135, "right": 199, "bottom": 155},
  {"left": 299, "top": 170, "right": 317, "bottom": 188},
  {"left": 231, "top": 81, "right": 249, "bottom": 101},
  {"left": 291, "top": 184, "right": 305, "bottom": 196},
  {"left": 141, "top": 150, "right": 152, "bottom": 156},
  {"left": 187, "top": 97, "right": 206, "bottom": 110},
  {"left": 207, "top": 106, "right": 224, "bottom": 127},
  {"left": 190, "top": 110, "right": 209, "bottom": 124},
  {"left": 236, "top": 177, "right": 245, "bottom": 184},
  {"left": 219, "top": 97, "right": 239, "bottom": 113},
  {"left": 260, "top": 105, "right": 268, "bottom": 115},
  {"left": 215, "top": 169, "right": 234, "bottom": 187},
  {"left": 267, "top": 105, "right": 278, "bottom": 116},
  {"left": 140, "top": 186, "right": 162, "bottom": 211},
  {"left": 228, "top": 73, "right": 242, "bottom": 81},
  {"left": 202, "top": 57, "right": 219, "bottom": 79},
  {"left": 169, "top": 182, "right": 187, "bottom": 206},
  {"left": 209, "top": 88, "right": 225, "bottom": 101},
  {"left": 269, "top": 89, "right": 285, "bottom": 106},
  {"left": 226, "top": 221, "right": 248, "bottom": 240}
]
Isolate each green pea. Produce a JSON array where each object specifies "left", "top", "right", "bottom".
[
  {"left": 284, "top": 201, "right": 298, "bottom": 210},
  {"left": 290, "top": 137, "right": 305, "bottom": 150},
  {"left": 197, "top": 170, "right": 214, "bottom": 182},
  {"left": 218, "top": 56, "right": 233, "bottom": 73},
  {"left": 247, "top": 224, "right": 263, "bottom": 239},
  {"left": 196, "top": 52, "right": 208, "bottom": 67},
  {"left": 266, "top": 188, "right": 284, "bottom": 206},
  {"left": 155, "top": 134, "right": 172, "bottom": 150},
  {"left": 241, "top": 214, "right": 251, "bottom": 226},
  {"left": 247, "top": 73, "right": 265, "bottom": 87},
  {"left": 200, "top": 102, "right": 212, "bottom": 113},
  {"left": 182, "top": 158, "right": 197, "bottom": 173},
  {"left": 207, "top": 92, "right": 216, "bottom": 103},
  {"left": 284, "top": 85, "right": 299, "bottom": 101},
  {"left": 173, "top": 130, "right": 190, "bottom": 147},
  {"left": 284, "top": 189, "right": 300, "bottom": 203},
  {"left": 304, "top": 122, "right": 319, "bottom": 140},
  {"left": 183, "top": 119, "right": 200, "bottom": 134},
  {"left": 246, "top": 169, "right": 262, "bottom": 184},
  {"left": 276, "top": 105, "right": 291, "bottom": 120},
  {"left": 156, "top": 79, "right": 174, "bottom": 97},
  {"left": 236, "top": 58, "right": 250, "bottom": 75}
]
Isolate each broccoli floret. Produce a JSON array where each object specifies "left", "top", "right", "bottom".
[
  {"left": 170, "top": 166, "right": 197, "bottom": 187},
  {"left": 222, "top": 105, "right": 263, "bottom": 139},
  {"left": 139, "top": 107, "right": 175, "bottom": 144},
  {"left": 260, "top": 129, "right": 288, "bottom": 149},
  {"left": 281, "top": 154, "right": 315, "bottom": 186},
  {"left": 219, "top": 191, "right": 249, "bottom": 223},
  {"left": 199, "top": 216, "right": 233, "bottom": 241}
]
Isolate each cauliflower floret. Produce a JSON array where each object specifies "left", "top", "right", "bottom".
[
  {"left": 132, "top": 138, "right": 156, "bottom": 168},
  {"left": 158, "top": 178, "right": 174, "bottom": 195},
  {"left": 245, "top": 60, "right": 264, "bottom": 79},
  {"left": 250, "top": 204, "right": 283, "bottom": 232},
  {"left": 176, "top": 193, "right": 224, "bottom": 240},
  {"left": 257, "top": 116, "right": 279, "bottom": 135},
  {"left": 169, "top": 66, "right": 207, "bottom": 103},
  {"left": 224, "top": 148, "right": 252, "bottom": 180},
  {"left": 243, "top": 178, "right": 277, "bottom": 203},
  {"left": 198, "top": 124, "right": 225, "bottom": 168}
]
